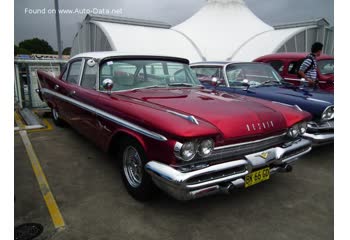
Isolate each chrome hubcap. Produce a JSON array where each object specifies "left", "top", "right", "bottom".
[
  {"left": 52, "top": 108, "right": 59, "bottom": 120},
  {"left": 123, "top": 146, "right": 143, "bottom": 188}
]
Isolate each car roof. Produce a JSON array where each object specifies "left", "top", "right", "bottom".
[
  {"left": 255, "top": 52, "right": 334, "bottom": 61},
  {"left": 190, "top": 61, "right": 266, "bottom": 67},
  {"left": 70, "top": 51, "right": 190, "bottom": 63},
  {"left": 191, "top": 61, "right": 231, "bottom": 66}
]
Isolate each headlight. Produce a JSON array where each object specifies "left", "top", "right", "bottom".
[
  {"left": 299, "top": 122, "right": 307, "bottom": 135},
  {"left": 180, "top": 142, "right": 197, "bottom": 161},
  {"left": 287, "top": 124, "right": 300, "bottom": 138},
  {"left": 174, "top": 141, "right": 197, "bottom": 161},
  {"left": 321, "top": 106, "right": 334, "bottom": 121},
  {"left": 198, "top": 139, "right": 214, "bottom": 157},
  {"left": 174, "top": 139, "right": 214, "bottom": 161}
]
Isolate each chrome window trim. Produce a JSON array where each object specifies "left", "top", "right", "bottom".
[
  {"left": 77, "top": 58, "right": 85, "bottom": 86},
  {"left": 66, "top": 58, "right": 84, "bottom": 85},
  {"left": 80, "top": 58, "right": 98, "bottom": 90},
  {"left": 214, "top": 133, "right": 287, "bottom": 150},
  {"left": 41, "top": 88, "right": 168, "bottom": 141}
]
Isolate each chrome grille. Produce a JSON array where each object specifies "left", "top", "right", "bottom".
[
  {"left": 319, "top": 120, "right": 334, "bottom": 128},
  {"left": 308, "top": 120, "right": 334, "bottom": 131},
  {"left": 178, "top": 133, "right": 287, "bottom": 167}
]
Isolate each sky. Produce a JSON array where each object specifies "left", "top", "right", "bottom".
[{"left": 14, "top": 0, "right": 334, "bottom": 50}]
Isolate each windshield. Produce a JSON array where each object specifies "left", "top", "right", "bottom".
[
  {"left": 318, "top": 59, "right": 334, "bottom": 75},
  {"left": 226, "top": 63, "right": 283, "bottom": 88},
  {"left": 191, "top": 66, "right": 225, "bottom": 85},
  {"left": 99, "top": 59, "right": 201, "bottom": 91}
]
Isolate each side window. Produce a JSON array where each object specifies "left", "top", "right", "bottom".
[
  {"left": 81, "top": 61, "right": 98, "bottom": 90},
  {"left": 268, "top": 60, "right": 284, "bottom": 73},
  {"left": 288, "top": 61, "right": 303, "bottom": 75},
  {"left": 66, "top": 60, "right": 82, "bottom": 85}
]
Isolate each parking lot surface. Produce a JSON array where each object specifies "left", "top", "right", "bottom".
[{"left": 15, "top": 120, "right": 333, "bottom": 240}]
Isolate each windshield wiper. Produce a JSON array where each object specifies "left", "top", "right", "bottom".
[
  {"left": 140, "top": 85, "right": 167, "bottom": 89},
  {"left": 261, "top": 80, "right": 281, "bottom": 86},
  {"left": 168, "top": 83, "right": 198, "bottom": 87}
]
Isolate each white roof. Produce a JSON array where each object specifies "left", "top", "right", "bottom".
[
  {"left": 173, "top": 0, "right": 273, "bottom": 61},
  {"left": 231, "top": 26, "right": 313, "bottom": 61},
  {"left": 71, "top": 0, "right": 331, "bottom": 62},
  {"left": 92, "top": 21, "right": 203, "bottom": 62},
  {"left": 71, "top": 51, "right": 190, "bottom": 61}
]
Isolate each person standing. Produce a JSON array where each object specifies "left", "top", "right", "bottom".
[{"left": 298, "top": 42, "right": 323, "bottom": 87}]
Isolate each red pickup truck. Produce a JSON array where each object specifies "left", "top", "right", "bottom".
[{"left": 254, "top": 53, "right": 334, "bottom": 92}]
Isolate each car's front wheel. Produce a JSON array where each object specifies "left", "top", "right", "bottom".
[
  {"left": 51, "top": 108, "right": 65, "bottom": 127},
  {"left": 119, "top": 138, "right": 156, "bottom": 201}
]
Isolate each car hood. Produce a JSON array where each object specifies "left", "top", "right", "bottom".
[
  {"left": 244, "top": 85, "right": 333, "bottom": 118},
  {"left": 115, "top": 88, "right": 298, "bottom": 140}
]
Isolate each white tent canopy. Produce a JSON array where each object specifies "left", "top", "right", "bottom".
[{"left": 71, "top": 0, "right": 333, "bottom": 62}]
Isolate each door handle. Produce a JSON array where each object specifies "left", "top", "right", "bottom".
[{"left": 54, "top": 84, "right": 60, "bottom": 90}]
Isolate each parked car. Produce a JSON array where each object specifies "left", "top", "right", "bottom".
[
  {"left": 254, "top": 53, "right": 334, "bottom": 92},
  {"left": 190, "top": 62, "right": 334, "bottom": 146},
  {"left": 37, "top": 52, "right": 312, "bottom": 201}
]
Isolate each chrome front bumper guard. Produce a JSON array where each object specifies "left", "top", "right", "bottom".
[
  {"left": 145, "top": 138, "right": 312, "bottom": 200},
  {"left": 303, "top": 132, "right": 334, "bottom": 146}
]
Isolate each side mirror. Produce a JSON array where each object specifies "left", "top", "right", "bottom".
[
  {"left": 211, "top": 77, "right": 219, "bottom": 86},
  {"left": 102, "top": 78, "right": 114, "bottom": 94},
  {"left": 242, "top": 79, "right": 250, "bottom": 91},
  {"left": 86, "top": 59, "right": 96, "bottom": 67}
]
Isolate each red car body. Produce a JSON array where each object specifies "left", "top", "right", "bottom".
[
  {"left": 37, "top": 52, "right": 312, "bottom": 201},
  {"left": 254, "top": 53, "right": 334, "bottom": 92}
]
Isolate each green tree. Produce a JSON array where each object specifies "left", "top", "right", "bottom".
[
  {"left": 62, "top": 47, "right": 71, "bottom": 55},
  {"left": 14, "top": 44, "right": 31, "bottom": 55},
  {"left": 18, "top": 38, "right": 55, "bottom": 54}
]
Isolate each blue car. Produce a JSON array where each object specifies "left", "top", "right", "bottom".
[{"left": 190, "top": 62, "right": 334, "bottom": 146}]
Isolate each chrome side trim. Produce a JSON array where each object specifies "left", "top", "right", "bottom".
[
  {"left": 284, "top": 78, "right": 301, "bottom": 81},
  {"left": 307, "top": 98, "right": 331, "bottom": 104},
  {"left": 272, "top": 101, "right": 303, "bottom": 111},
  {"left": 166, "top": 110, "right": 199, "bottom": 125},
  {"left": 41, "top": 88, "right": 168, "bottom": 141},
  {"left": 214, "top": 133, "right": 286, "bottom": 150},
  {"left": 284, "top": 78, "right": 328, "bottom": 84}
]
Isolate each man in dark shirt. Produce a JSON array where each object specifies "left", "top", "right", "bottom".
[{"left": 298, "top": 42, "right": 323, "bottom": 87}]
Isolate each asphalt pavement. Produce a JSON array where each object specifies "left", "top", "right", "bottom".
[{"left": 15, "top": 119, "right": 333, "bottom": 240}]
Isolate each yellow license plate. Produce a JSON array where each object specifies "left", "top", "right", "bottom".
[{"left": 245, "top": 167, "right": 270, "bottom": 188}]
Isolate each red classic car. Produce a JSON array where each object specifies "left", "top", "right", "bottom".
[
  {"left": 37, "top": 52, "right": 312, "bottom": 201},
  {"left": 254, "top": 53, "right": 334, "bottom": 92}
]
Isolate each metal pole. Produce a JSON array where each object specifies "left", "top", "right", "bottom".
[{"left": 54, "top": 0, "right": 62, "bottom": 59}]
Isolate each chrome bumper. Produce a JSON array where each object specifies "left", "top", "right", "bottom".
[
  {"left": 303, "top": 132, "right": 334, "bottom": 146},
  {"left": 145, "top": 138, "right": 312, "bottom": 201}
]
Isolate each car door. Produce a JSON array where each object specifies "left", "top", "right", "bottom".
[
  {"left": 57, "top": 58, "right": 85, "bottom": 124},
  {"left": 66, "top": 58, "right": 103, "bottom": 146}
]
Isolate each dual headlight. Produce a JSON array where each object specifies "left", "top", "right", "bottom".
[
  {"left": 174, "top": 139, "right": 214, "bottom": 161},
  {"left": 321, "top": 105, "right": 334, "bottom": 121},
  {"left": 287, "top": 122, "right": 308, "bottom": 138}
]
